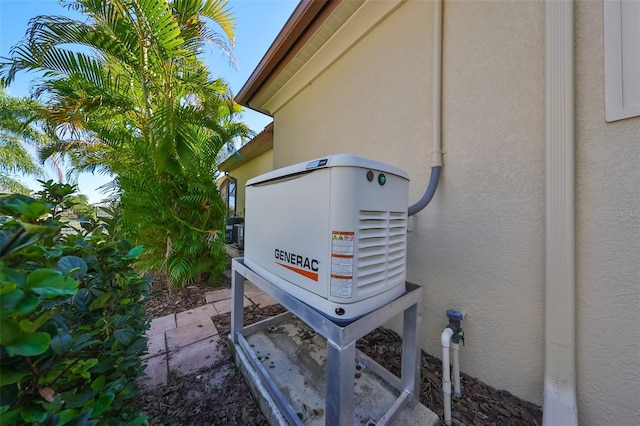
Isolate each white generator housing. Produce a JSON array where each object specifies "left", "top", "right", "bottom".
[{"left": 244, "top": 154, "right": 409, "bottom": 322}]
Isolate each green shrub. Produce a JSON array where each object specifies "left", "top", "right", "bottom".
[{"left": 0, "top": 183, "right": 150, "bottom": 425}]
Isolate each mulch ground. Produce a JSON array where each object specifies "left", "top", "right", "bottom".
[{"left": 136, "top": 275, "right": 542, "bottom": 425}]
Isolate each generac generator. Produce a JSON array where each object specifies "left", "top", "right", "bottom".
[{"left": 244, "top": 154, "right": 409, "bottom": 322}]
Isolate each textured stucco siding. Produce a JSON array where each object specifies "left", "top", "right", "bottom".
[
  {"left": 258, "top": 0, "right": 639, "bottom": 422},
  {"left": 574, "top": 1, "right": 640, "bottom": 423},
  {"left": 226, "top": 150, "right": 273, "bottom": 217},
  {"left": 273, "top": 0, "right": 545, "bottom": 404}
]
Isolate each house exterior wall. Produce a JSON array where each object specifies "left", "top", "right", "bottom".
[
  {"left": 273, "top": 0, "right": 545, "bottom": 404},
  {"left": 225, "top": 150, "right": 273, "bottom": 217},
  {"left": 250, "top": 0, "right": 639, "bottom": 422},
  {"left": 574, "top": 1, "right": 640, "bottom": 423}
]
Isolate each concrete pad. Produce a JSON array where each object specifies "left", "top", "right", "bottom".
[
  {"left": 166, "top": 317, "right": 218, "bottom": 351},
  {"left": 236, "top": 318, "right": 438, "bottom": 426},
  {"left": 250, "top": 293, "right": 279, "bottom": 307},
  {"left": 244, "top": 281, "right": 264, "bottom": 298},
  {"left": 232, "top": 339, "right": 291, "bottom": 426},
  {"left": 176, "top": 303, "right": 219, "bottom": 327},
  {"left": 143, "top": 331, "right": 166, "bottom": 360},
  {"left": 148, "top": 313, "right": 176, "bottom": 335},
  {"left": 395, "top": 404, "right": 440, "bottom": 426},
  {"left": 168, "top": 335, "right": 227, "bottom": 375},
  {"left": 205, "top": 288, "right": 232, "bottom": 303},
  {"left": 214, "top": 296, "right": 252, "bottom": 314},
  {"left": 141, "top": 353, "right": 168, "bottom": 387}
]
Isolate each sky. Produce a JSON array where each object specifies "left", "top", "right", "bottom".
[{"left": 0, "top": 0, "right": 298, "bottom": 203}]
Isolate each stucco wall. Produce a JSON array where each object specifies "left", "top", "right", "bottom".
[
  {"left": 574, "top": 1, "right": 640, "bottom": 423},
  {"left": 226, "top": 150, "right": 273, "bottom": 217},
  {"left": 258, "top": 0, "right": 640, "bottom": 421},
  {"left": 273, "top": 0, "right": 545, "bottom": 403}
]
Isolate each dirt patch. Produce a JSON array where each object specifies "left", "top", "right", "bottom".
[
  {"left": 136, "top": 344, "right": 267, "bottom": 426},
  {"left": 143, "top": 273, "right": 229, "bottom": 319},
  {"left": 138, "top": 276, "right": 542, "bottom": 425}
]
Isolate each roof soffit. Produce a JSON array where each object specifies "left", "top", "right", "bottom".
[
  {"left": 250, "top": 0, "right": 405, "bottom": 115},
  {"left": 236, "top": 0, "right": 341, "bottom": 112}
]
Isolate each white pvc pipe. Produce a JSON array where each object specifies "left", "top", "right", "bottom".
[
  {"left": 441, "top": 327, "right": 454, "bottom": 426},
  {"left": 452, "top": 341, "right": 461, "bottom": 397},
  {"left": 408, "top": 0, "right": 444, "bottom": 217}
]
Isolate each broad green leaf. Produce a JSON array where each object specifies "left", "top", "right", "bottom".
[
  {"left": 71, "top": 334, "right": 100, "bottom": 352},
  {"left": 0, "top": 283, "right": 18, "bottom": 296},
  {"left": 0, "top": 232, "right": 42, "bottom": 257},
  {"left": 50, "top": 333, "right": 73, "bottom": 354},
  {"left": 0, "top": 407, "right": 20, "bottom": 425},
  {"left": 88, "top": 292, "right": 111, "bottom": 311},
  {"left": 57, "top": 408, "right": 79, "bottom": 426},
  {"left": 89, "top": 392, "right": 114, "bottom": 417},
  {"left": 0, "top": 289, "right": 23, "bottom": 315},
  {"left": 26, "top": 269, "right": 78, "bottom": 296},
  {"left": 33, "top": 245, "right": 63, "bottom": 258},
  {"left": 90, "top": 376, "right": 106, "bottom": 393},
  {"left": 14, "top": 294, "right": 39, "bottom": 315},
  {"left": 0, "top": 195, "right": 49, "bottom": 220},
  {"left": 123, "top": 245, "right": 143, "bottom": 260},
  {"left": 0, "top": 268, "right": 25, "bottom": 288},
  {"left": 18, "top": 319, "right": 33, "bottom": 332},
  {"left": 28, "top": 309, "right": 58, "bottom": 333},
  {"left": 61, "top": 389, "right": 94, "bottom": 409},
  {"left": 63, "top": 409, "right": 92, "bottom": 426},
  {"left": 58, "top": 256, "right": 88, "bottom": 279},
  {"left": 73, "top": 288, "right": 94, "bottom": 314},
  {"left": 130, "top": 415, "right": 148, "bottom": 426},
  {"left": 4, "top": 332, "right": 50, "bottom": 356},
  {"left": 17, "top": 220, "right": 61, "bottom": 235},
  {"left": 111, "top": 314, "right": 129, "bottom": 328},
  {"left": 114, "top": 327, "right": 136, "bottom": 345},
  {"left": 0, "top": 369, "right": 26, "bottom": 386},
  {"left": 0, "top": 319, "right": 20, "bottom": 345},
  {"left": 21, "top": 405, "right": 47, "bottom": 422}
]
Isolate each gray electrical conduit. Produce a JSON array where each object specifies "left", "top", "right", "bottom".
[
  {"left": 408, "top": 167, "right": 441, "bottom": 216},
  {"left": 408, "top": 0, "right": 443, "bottom": 217}
]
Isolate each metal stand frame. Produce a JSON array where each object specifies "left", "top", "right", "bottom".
[{"left": 230, "top": 258, "right": 423, "bottom": 426}]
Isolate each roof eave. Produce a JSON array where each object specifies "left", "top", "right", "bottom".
[
  {"left": 236, "top": 0, "right": 341, "bottom": 112},
  {"left": 219, "top": 123, "right": 274, "bottom": 172}
]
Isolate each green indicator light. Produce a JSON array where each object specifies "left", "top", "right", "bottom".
[{"left": 378, "top": 173, "right": 386, "bottom": 185}]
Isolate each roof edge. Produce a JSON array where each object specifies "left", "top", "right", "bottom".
[
  {"left": 219, "top": 122, "right": 274, "bottom": 172},
  {"left": 236, "top": 0, "right": 341, "bottom": 112}
]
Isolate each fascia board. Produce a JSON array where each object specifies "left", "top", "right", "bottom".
[{"left": 260, "top": 0, "right": 405, "bottom": 115}]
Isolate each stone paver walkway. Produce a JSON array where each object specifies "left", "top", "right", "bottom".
[{"left": 140, "top": 280, "right": 277, "bottom": 387}]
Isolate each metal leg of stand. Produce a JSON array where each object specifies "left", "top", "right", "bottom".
[
  {"left": 325, "top": 340, "right": 356, "bottom": 426},
  {"left": 230, "top": 267, "right": 245, "bottom": 343},
  {"left": 401, "top": 303, "right": 421, "bottom": 408}
]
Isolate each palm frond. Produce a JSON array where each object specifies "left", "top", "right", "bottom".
[{"left": 199, "top": 0, "right": 235, "bottom": 45}]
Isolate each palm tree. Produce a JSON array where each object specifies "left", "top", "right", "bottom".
[
  {"left": 0, "top": 89, "right": 59, "bottom": 193},
  {"left": 0, "top": 0, "right": 252, "bottom": 285},
  {"left": 1, "top": 0, "right": 246, "bottom": 173}
]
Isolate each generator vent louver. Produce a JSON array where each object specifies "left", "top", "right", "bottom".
[{"left": 357, "top": 210, "right": 407, "bottom": 288}]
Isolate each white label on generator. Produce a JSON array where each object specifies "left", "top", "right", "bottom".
[
  {"left": 330, "top": 276, "right": 353, "bottom": 298},
  {"left": 331, "top": 231, "right": 354, "bottom": 254},
  {"left": 331, "top": 231, "right": 354, "bottom": 298},
  {"left": 331, "top": 255, "right": 353, "bottom": 275}
]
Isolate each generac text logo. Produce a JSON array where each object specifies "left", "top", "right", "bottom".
[{"left": 274, "top": 249, "right": 319, "bottom": 281}]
